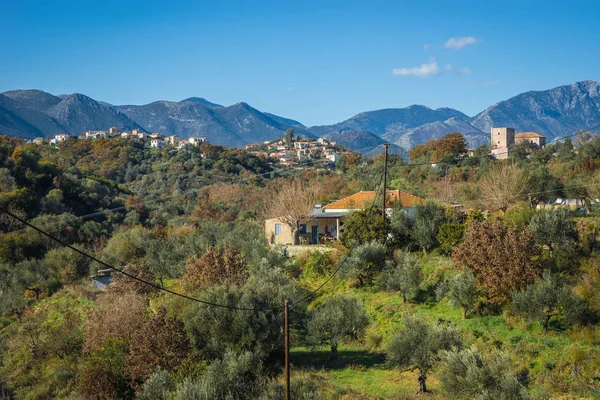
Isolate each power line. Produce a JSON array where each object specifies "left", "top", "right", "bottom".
[
  {"left": 288, "top": 124, "right": 600, "bottom": 308},
  {"left": 6, "top": 124, "right": 600, "bottom": 309},
  {"left": 453, "top": 181, "right": 600, "bottom": 208},
  {"left": 3, "top": 158, "right": 332, "bottom": 236},
  {"left": 289, "top": 170, "right": 386, "bottom": 308},
  {"left": 0, "top": 206, "right": 278, "bottom": 312},
  {"left": 462, "top": 123, "right": 600, "bottom": 160}
]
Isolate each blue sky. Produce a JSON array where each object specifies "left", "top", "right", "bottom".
[{"left": 1, "top": 0, "right": 599, "bottom": 126}]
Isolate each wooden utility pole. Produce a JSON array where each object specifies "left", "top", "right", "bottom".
[
  {"left": 382, "top": 143, "right": 390, "bottom": 220},
  {"left": 284, "top": 299, "right": 291, "bottom": 400}
]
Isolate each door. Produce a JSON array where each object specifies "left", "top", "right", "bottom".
[{"left": 311, "top": 225, "right": 318, "bottom": 244}]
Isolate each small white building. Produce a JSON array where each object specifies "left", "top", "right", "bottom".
[
  {"left": 108, "top": 127, "right": 121, "bottom": 136},
  {"left": 166, "top": 135, "right": 181, "bottom": 145},
  {"left": 177, "top": 140, "right": 192, "bottom": 149},
  {"left": 189, "top": 136, "right": 207, "bottom": 146},
  {"left": 148, "top": 132, "right": 164, "bottom": 140},
  {"left": 85, "top": 130, "right": 107, "bottom": 140},
  {"left": 326, "top": 153, "right": 340, "bottom": 162},
  {"left": 317, "top": 137, "right": 330, "bottom": 145},
  {"left": 151, "top": 139, "right": 165, "bottom": 148},
  {"left": 50, "top": 133, "right": 69, "bottom": 144},
  {"left": 297, "top": 148, "right": 311, "bottom": 161},
  {"left": 294, "top": 142, "right": 310, "bottom": 150},
  {"left": 121, "top": 131, "right": 132, "bottom": 139},
  {"left": 132, "top": 129, "right": 147, "bottom": 140}
]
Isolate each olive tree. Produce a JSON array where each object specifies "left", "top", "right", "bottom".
[
  {"left": 437, "top": 270, "right": 479, "bottom": 319},
  {"left": 529, "top": 208, "right": 577, "bottom": 251},
  {"left": 439, "top": 346, "right": 529, "bottom": 399},
  {"left": 184, "top": 260, "right": 301, "bottom": 366},
  {"left": 377, "top": 251, "right": 423, "bottom": 303},
  {"left": 386, "top": 316, "right": 463, "bottom": 393},
  {"left": 306, "top": 295, "right": 369, "bottom": 362},
  {"left": 343, "top": 241, "right": 387, "bottom": 286},
  {"left": 511, "top": 272, "right": 586, "bottom": 332},
  {"left": 388, "top": 207, "right": 414, "bottom": 250},
  {"left": 411, "top": 201, "right": 446, "bottom": 254},
  {"left": 169, "top": 350, "right": 265, "bottom": 400}
]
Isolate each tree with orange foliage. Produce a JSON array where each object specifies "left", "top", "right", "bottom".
[
  {"left": 183, "top": 244, "right": 248, "bottom": 288},
  {"left": 126, "top": 307, "right": 190, "bottom": 384},
  {"left": 409, "top": 132, "right": 467, "bottom": 162},
  {"left": 452, "top": 220, "right": 541, "bottom": 304}
]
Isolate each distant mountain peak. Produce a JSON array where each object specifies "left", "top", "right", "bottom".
[
  {"left": 180, "top": 97, "right": 223, "bottom": 107},
  {"left": 3, "top": 80, "right": 600, "bottom": 154},
  {"left": 2, "top": 89, "right": 62, "bottom": 112},
  {"left": 407, "top": 104, "right": 432, "bottom": 110},
  {"left": 471, "top": 79, "right": 600, "bottom": 139}
]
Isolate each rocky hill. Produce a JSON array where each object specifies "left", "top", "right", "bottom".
[
  {"left": 0, "top": 93, "right": 66, "bottom": 138},
  {"left": 46, "top": 93, "right": 140, "bottom": 134},
  {"left": 2, "top": 81, "right": 600, "bottom": 154},
  {"left": 470, "top": 80, "right": 600, "bottom": 141},
  {"left": 116, "top": 100, "right": 311, "bottom": 147}
]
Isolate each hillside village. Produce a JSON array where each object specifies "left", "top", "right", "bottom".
[
  {"left": 3, "top": 117, "right": 600, "bottom": 399},
  {"left": 32, "top": 127, "right": 348, "bottom": 168},
  {"left": 5, "top": 0, "right": 600, "bottom": 398}
]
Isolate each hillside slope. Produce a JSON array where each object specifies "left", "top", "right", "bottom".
[{"left": 471, "top": 80, "right": 600, "bottom": 140}]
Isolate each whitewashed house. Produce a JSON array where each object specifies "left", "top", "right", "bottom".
[{"left": 151, "top": 139, "right": 165, "bottom": 148}]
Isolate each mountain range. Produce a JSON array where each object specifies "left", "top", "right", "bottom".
[{"left": 2, "top": 80, "right": 600, "bottom": 154}]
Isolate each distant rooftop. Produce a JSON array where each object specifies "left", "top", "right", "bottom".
[
  {"left": 516, "top": 131, "right": 545, "bottom": 138},
  {"left": 323, "top": 190, "right": 424, "bottom": 210}
]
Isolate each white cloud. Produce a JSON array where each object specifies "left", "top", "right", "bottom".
[
  {"left": 483, "top": 79, "right": 501, "bottom": 85},
  {"left": 392, "top": 58, "right": 440, "bottom": 78},
  {"left": 423, "top": 43, "right": 431, "bottom": 50},
  {"left": 445, "top": 64, "right": 471, "bottom": 75},
  {"left": 285, "top": 86, "right": 296, "bottom": 92},
  {"left": 444, "top": 36, "right": 480, "bottom": 49}
]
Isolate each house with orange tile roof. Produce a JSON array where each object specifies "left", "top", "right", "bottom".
[
  {"left": 322, "top": 190, "right": 424, "bottom": 212},
  {"left": 515, "top": 131, "right": 546, "bottom": 147},
  {"left": 265, "top": 189, "right": 424, "bottom": 246}
]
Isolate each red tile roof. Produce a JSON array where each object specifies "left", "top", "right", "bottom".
[
  {"left": 516, "top": 131, "right": 545, "bottom": 139},
  {"left": 323, "top": 190, "right": 424, "bottom": 210}
]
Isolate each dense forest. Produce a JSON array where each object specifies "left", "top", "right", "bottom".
[{"left": 0, "top": 133, "right": 599, "bottom": 399}]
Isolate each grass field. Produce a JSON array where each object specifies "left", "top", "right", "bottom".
[{"left": 291, "top": 254, "right": 600, "bottom": 399}]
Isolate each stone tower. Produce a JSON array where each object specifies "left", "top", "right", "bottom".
[{"left": 490, "top": 127, "right": 515, "bottom": 149}]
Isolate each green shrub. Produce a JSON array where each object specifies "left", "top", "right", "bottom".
[
  {"left": 437, "top": 223, "right": 466, "bottom": 255},
  {"left": 137, "top": 368, "right": 173, "bottom": 400},
  {"left": 512, "top": 272, "right": 587, "bottom": 332},
  {"left": 343, "top": 241, "right": 387, "bottom": 286},
  {"left": 301, "top": 251, "right": 335, "bottom": 277},
  {"left": 169, "top": 350, "right": 265, "bottom": 400},
  {"left": 259, "top": 373, "right": 323, "bottom": 400},
  {"left": 439, "top": 346, "right": 530, "bottom": 399},
  {"left": 377, "top": 251, "right": 422, "bottom": 303}
]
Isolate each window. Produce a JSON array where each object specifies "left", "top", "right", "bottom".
[{"left": 275, "top": 224, "right": 282, "bottom": 235}]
